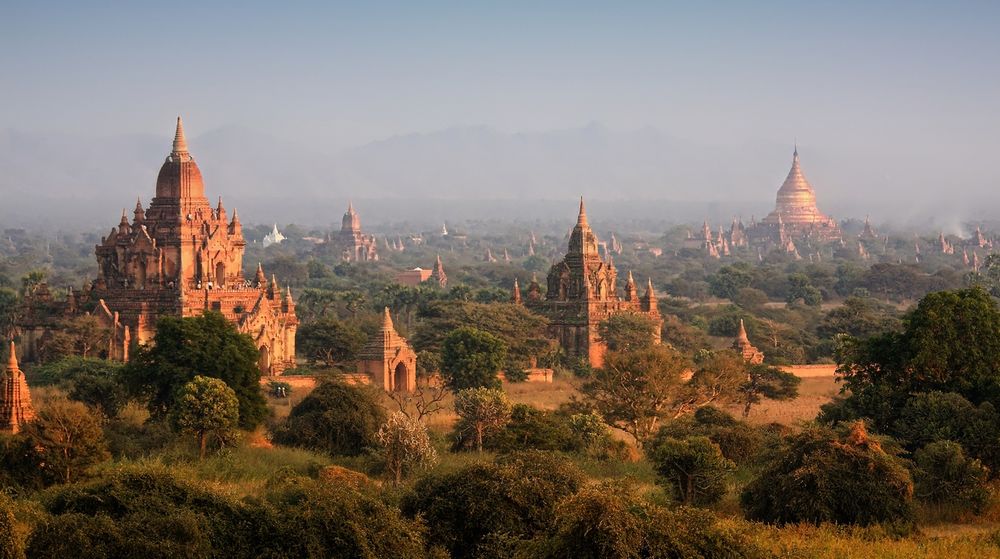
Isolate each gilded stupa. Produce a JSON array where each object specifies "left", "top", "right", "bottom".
[{"left": 759, "top": 147, "right": 841, "bottom": 241}]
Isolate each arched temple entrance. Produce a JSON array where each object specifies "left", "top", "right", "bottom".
[
  {"left": 393, "top": 362, "right": 408, "bottom": 391},
  {"left": 258, "top": 345, "right": 271, "bottom": 375},
  {"left": 215, "top": 262, "right": 225, "bottom": 287},
  {"left": 136, "top": 260, "right": 147, "bottom": 290}
]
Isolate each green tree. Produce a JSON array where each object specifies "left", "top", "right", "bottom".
[
  {"left": 296, "top": 317, "right": 367, "bottom": 367},
  {"left": 375, "top": 412, "right": 438, "bottom": 485},
  {"left": 440, "top": 327, "right": 507, "bottom": 390},
  {"left": 741, "top": 422, "right": 914, "bottom": 528},
  {"left": 835, "top": 287, "right": 1000, "bottom": 433},
  {"left": 741, "top": 363, "right": 800, "bottom": 417},
  {"left": 413, "top": 301, "right": 551, "bottom": 372},
  {"left": 170, "top": 376, "right": 240, "bottom": 460},
  {"left": 708, "top": 263, "right": 754, "bottom": 300},
  {"left": 24, "top": 398, "right": 109, "bottom": 484},
  {"left": 402, "top": 452, "right": 583, "bottom": 559},
  {"left": 453, "top": 387, "right": 512, "bottom": 452},
  {"left": 816, "top": 296, "right": 901, "bottom": 340},
  {"left": 124, "top": 311, "right": 267, "bottom": 429},
  {"left": 0, "top": 288, "right": 19, "bottom": 341},
  {"left": 274, "top": 380, "right": 386, "bottom": 456},
  {"left": 786, "top": 273, "right": 822, "bottom": 306},
  {"left": 650, "top": 436, "right": 734, "bottom": 506},
  {"left": 597, "top": 313, "right": 658, "bottom": 352},
  {"left": 913, "top": 440, "right": 990, "bottom": 512},
  {"left": 581, "top": 346, "right": 693, "bottom": 448},
  {"left": 30, "top": 357, "right": 128, "bottom": 418}
]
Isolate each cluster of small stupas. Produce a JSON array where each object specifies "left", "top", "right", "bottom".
[
  {"left": 21, "top": 118, "right": 298, "bottom": 374},
  {"left": 681, "top": 147, "right": 840, "bottom": 263},
  {"left": 521, "top": 199, "right": 661, "bottom": 367}
]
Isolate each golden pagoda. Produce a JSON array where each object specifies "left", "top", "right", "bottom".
[{"left": 759, "top": 147, "right": 841, "bottom": 241}]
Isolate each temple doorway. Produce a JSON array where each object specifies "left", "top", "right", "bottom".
[
  {"left": 258, "top": 345, "right": 271, "bottom": 375},
  {"left": 215, "top": 262, "right": 225, "bottom": 287},
  {"left": 393, "top": 362, "right": 408, "bottom": 391}
]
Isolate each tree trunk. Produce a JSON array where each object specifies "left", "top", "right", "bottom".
[
  {"left": 743, "top": 399, "right": 753, "bottom": 418},
  {"left": 199, "top": 432, "right": 207, "bottom": 460}
]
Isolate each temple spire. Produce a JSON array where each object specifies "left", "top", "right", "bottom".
[
  {"left": 737, "top": 318, "right": 749, "bottom": 343},
  {"left": 172, "top": 116, "right": 189, "bottom": 154},
  {"left": 6, "top": 340, "right": 17, "bottom": 370},
  {"left": 512, "top": 278, "right": 522, "bottom": 304},
  {"left": 577, "top": 196, "right": 588, "bottom": 226},
  {"left": 382, "top": 307, "right": 394, "bottom": 331}
]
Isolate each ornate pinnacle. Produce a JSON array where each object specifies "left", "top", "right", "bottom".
[
  {"left": 172, "top": 116, "right": 189, "bottom": 154},
  {"left": 577, "top": 196, "right": 588, "bottom": 226},
  {"left": 382, "top": 307, "right": 394, "bottom": 330}
]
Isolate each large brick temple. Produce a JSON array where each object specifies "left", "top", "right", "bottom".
[
  {"left": 22, "top": 118, "right": 297, "bottom": 374},
  {"left": 525, "top": 199, "right": 660, "bottom": 367}
]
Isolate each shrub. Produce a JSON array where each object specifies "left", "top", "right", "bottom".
[
  {"left": 375, "top": 412, "right": 437, "bottom": 485},
  {"left": 402, "top": 451, "right": 583, "bottom": 559},
  {"left": 893, "top": 392, "right": 1000, "bottom": 473},
  {"left": 266, "top": 478, "right": 435, "bottom": 559},
  {"left": 274, "top": 380, "right": 386, "bottom": 456},
  {"left": 649, "top": 436, "right": 734, "bottom": 506},
  {"left": 741, "top": 422, "right": 915, "bottom": 529},
  {"left": 528, "top": 483, "right": 765, "bottom": 559},
  {"left": 479, "top": 404, "right": 576, "bottom": 453},
  {"left": 28, "top": 466, "right": 269, "bottom": 558},
  {"left": 652, "top": 406, "right": 764, "bottom": 465},
  {"left": 0, "top": 495, "right": 23, "bottom": 559},
  {"left": 452, "top": 387, "right": 512, "bottom": 452},
  {"left": 913, "top": 440, "right": 990, "bottom": 513}
]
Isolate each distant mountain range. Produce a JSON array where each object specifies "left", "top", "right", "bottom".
[{"left": 0, "top": 124, "right": 987, "bottom": 231}]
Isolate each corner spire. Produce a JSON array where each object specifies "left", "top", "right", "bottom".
[
  {"left": 172, "top": 116, "right": 189, "bottom": 154},
  {"left": 382, "top": 307, "right": 394, "bottom": 331},
  {"left": 6, "top": 340, "right": 17, "bottom": 371}
]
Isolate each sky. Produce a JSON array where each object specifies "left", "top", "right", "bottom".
[{"left": 2, "top": 1, "right": 1000, "bottom": 226}]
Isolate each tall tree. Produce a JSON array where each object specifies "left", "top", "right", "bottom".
[
  {"left": 597, "top": 313, "right": 658, "bottom": 352},
  {"left": 171, "top": 376, "right": 240, "bottom": 460},
  {"left": 124, "top": 311, "right": 267, "bottom": 429},
  {"left": 453, "top": 387, "right": 512, "bottom": 452},
  {"left": 24, "top": 398, "right": 109, "bottom": 484},
  {"left": 440, "top": 327, "right": 507, "bottom": 390},
  {"left": 580, "top": 346, "right": 692, "bottom": 448}
]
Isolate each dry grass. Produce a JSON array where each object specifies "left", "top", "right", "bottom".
[
  {"left": 746, "top": 522, "right": 1000, "bottom": 558},
  {"left": 723, "top": 375, "right": 842, "bottom": 426}
]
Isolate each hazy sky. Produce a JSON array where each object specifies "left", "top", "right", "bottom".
[
  {"left": 2, "top": 1, "right": 1000, "bottom": 225},
  {"left": 4, "top": 1, "right": 997, "bottom": 147}
]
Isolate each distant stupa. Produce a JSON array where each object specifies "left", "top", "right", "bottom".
[{"left": 758, "top": 147, "right": 841, "bottom": 241}]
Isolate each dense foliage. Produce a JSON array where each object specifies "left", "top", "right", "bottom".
[
  {"left": 274, "top": 380, "right": 386, "bottom": 456},
  {"left": 124, "top": 312, "right": 267, "bottom": 429},
  {"left": 741, "top": 422, "right": 914, "bottom": 529}
]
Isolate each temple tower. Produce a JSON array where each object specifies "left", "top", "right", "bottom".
[
  {"left": 528, "top": 199, "right": 660, "bottom": 367},
  {"left": 357, "top": 308, "right": 417, "bottom": 392},
  {"left": 0, "top": 341, "right": 35, "bottom": 434},
  {"left": 732, "top": 319, "right": 764, "bottom": 364}
]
